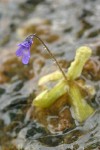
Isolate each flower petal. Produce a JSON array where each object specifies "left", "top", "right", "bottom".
[
  {"left": 16, "top": 47, "right": 24, "bottom": 57},
  {"left": 22, "top": 51, "right": 30, "bottom": 64},
  {"left": 16, "top": 35, "right": 34, "bottom": 64}
]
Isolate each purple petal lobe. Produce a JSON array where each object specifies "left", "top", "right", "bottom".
[
  {"left": 22, "top": 51, "right": 30, "bottom": 64},
  {"left": 16, "top": 48, "right": 23, "bottom": 57}
]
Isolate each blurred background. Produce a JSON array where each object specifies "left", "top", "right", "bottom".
[{"left": 0, "top": 0, "right": 100, "bottom": 149}]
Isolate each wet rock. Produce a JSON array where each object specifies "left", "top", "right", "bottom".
[
  {"left": 83, "top": 57, "right": 100, "bottom": 80},
  {"left": 0, "top": 34, "right": 10, "bottom": 46},
  {"left": 32, "top": 94, "right": 74, "bottom": 133},
  {"left": 0, "top": 87, "right": 5, "bottom": 95},
  {"left": 0, "top": 72, "right": 9, "bottom": 83}
]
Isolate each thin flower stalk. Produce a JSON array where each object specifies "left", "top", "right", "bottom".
[{"left": 16, "top": 34, "right": 67, "bottom": 81}]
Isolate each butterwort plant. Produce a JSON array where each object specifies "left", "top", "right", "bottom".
[{"left": 16, "top": 34, "right": 95, "bottom": 122}]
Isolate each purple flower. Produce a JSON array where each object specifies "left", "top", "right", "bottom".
[{"left": 16, "top": 36, "right": 34, "bottom": 64}]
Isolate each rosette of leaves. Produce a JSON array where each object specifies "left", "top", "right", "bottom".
[{"left": 32, "top": 46, "right": 95, "bottom": 122}]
